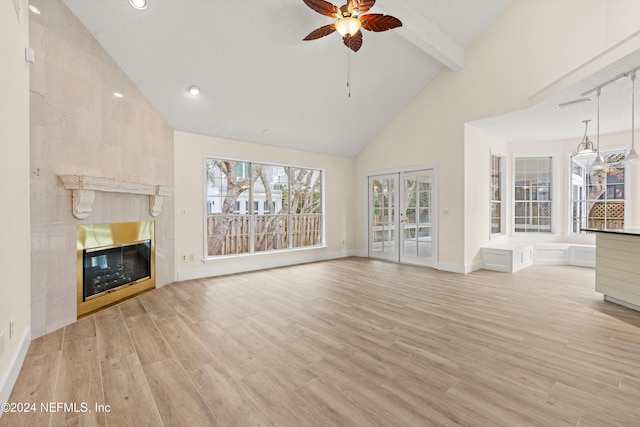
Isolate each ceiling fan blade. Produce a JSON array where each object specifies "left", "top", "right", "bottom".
[
  {"left": 360, "top": 14, "right": 402, "bottom": 32},
  {"left": 303, "top": 24, "right": 337, "bottom": 41},
  {"left": 348, "top": 0, "right": 375, "bottom": 14},
  {"left": 303, "top": 0, "right": 340, "bottom": 18},
  {"left": 343, "top": 31, "right": 363, "bottom": 52}
]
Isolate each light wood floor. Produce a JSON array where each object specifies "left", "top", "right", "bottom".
[{"left": 2, "top": 258, "right": 640, "bottom": 426}]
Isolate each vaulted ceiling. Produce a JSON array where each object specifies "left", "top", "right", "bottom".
[{"left": 62, "top": 0, "right": 511, "bottom": 157}]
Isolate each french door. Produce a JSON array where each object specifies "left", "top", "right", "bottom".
[{"left": 368, "top": 169, "right": 436, "bottom": 267}]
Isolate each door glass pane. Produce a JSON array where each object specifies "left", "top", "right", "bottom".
[
  {"left": 419, "top": 208, "right": 430, "bottom": 224},
  {"left": 417, "top": 226, "right": 432, "bottom": 257},
  {"left": 370, "top": 177, "right": 396, "bottom": 256},
  {"left": 401, "top": 172, "right": 432, "bottom": 263},
  {"left": 419, "top": 192, "right": 430, "bottom": 207},
  {"left": 403, "top": 227, "right": 417, "bottom": 257}
]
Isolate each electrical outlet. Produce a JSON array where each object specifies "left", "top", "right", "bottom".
[
  {"left": 9, "top": 319, "right": 13, "bottom": 339},
  {"left": 190, "top": 254, "right": 195, "bottom": 261},
  {"left": 181, "top": 254, "right": 187, "bottom": 262},
  {"left": 0, "top": 332, "right": 4, "bottom": 358}
]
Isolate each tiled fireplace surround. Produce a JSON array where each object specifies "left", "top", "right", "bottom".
[{"left": 30, "top": 0, "right": 175, "bottom": 337}]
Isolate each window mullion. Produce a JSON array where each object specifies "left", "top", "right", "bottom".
[
  {"left": 249, "top": 162, "right": 255, "bottom": 253},
  {"left": 287, "top": 166, "right": 293, "bottom": 249}
]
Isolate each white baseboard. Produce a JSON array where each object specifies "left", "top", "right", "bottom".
[
  {"left": 0, "top": 326, "right": 30, "bottom": 413},
  {"left": 605, "top": 295, "right": 640, "bottom": 312},
  {"left": 466, "top": 261, "right": 484, "bottom": 273},
  {"left": 176, "top": 249, "right": 358, "bottom": 281},
  {"left": 436, "top": 262, "right": 469, "bottom": 274}
]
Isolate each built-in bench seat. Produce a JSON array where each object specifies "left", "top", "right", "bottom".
[{"left": 481, "top": 242, "right": 595, "bottom": 273}]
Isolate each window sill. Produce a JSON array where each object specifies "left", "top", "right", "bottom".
[{"left": 203, "top": 244, "right": 327, "bottom": 263}]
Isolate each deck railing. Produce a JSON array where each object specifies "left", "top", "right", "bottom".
[{"left": 207, "top": 213, "right": 322, "bottom": 256}]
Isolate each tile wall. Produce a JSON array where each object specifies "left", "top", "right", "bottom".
[{"left": 29, "top": 0, "right": 175, "bottom": 337}]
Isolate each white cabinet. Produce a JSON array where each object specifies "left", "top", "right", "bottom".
[{"left": 595, "top": 231, "right": 640, "bottom": 311}]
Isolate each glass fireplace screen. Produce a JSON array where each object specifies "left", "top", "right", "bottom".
[{"left": 83, "top": 240, "right": 151, "bottom": 301}]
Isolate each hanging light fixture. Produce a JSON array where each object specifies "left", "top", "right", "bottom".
[
  {"left": 572, "top": 120, "right": 597, "bottom": 159},
  {"left": 335, "top": 16, "right": 362, "bottom": 38},
  {"left": 591, "top": 88, "right": 606, "bottom": 171},
  {"left": 625, "top": 71, "right": 639, "bottom": 164},
  {"left": 129, "top": 0, "right": 148, "bottom": 10}
]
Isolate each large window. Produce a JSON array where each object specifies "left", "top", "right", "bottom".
[
  {"left": 490, "top": 153, "right": 505, "bottom": 236},
  {"left": 513, "top": 156, "right": 552, "bottom": 233},
  {"left": 570, "top": 150, "right": 625, "bottom": 233},
  {"left": 206, "top": 159, "right": 323, "bottom": 257}
]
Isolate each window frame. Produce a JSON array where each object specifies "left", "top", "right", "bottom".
[
  {"left": 490, "top": 150, "right": 506, "bottom": 238},
  {"left": 512, "top": 154, "right": 556, "bottom": 234},
  {"left": 203, "top": 155, "right": 325, "bottom": 259},
  {"left": 569, "top": 148, "right": 626, "bottom": 234}
]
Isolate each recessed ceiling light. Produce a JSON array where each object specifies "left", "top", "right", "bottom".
[
  {"left": 29, "top": 5, "right": 41, "bottom": 14},
  {"left": 129, "top": 0, "right": 148, "bottom": 10},
  {"left": 187, "top": 86, "right": 201, "bottom": 96},
  {"left": 113, "top": 92, "right": 124, "bottom": 98}
]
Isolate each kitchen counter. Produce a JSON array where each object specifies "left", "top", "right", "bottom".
[
  {"left": 582, "top": 228, "right": 640, "bottom": 236},
  {"left": 584, "top": 229, "right": 640, "bottom": 312}
]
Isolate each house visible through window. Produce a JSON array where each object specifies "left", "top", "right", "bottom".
[
  {"left": 205, "top": 158, "right": 323, "bottom": 256},
  {"left": 570, "top": 150, "right": 625, "bottom": 233},
  {"left": 514, "top": 156, "right": 552, "bottom": 233},
  {"left": 490, "top": 153, "right": 504, "bottom": 236}
]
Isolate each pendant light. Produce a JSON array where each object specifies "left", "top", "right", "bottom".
[
  {"left": 591, "top": 88, "right": 606, "bottom": 171},
  {"left": 625, "top": 71, "right": 639, "bottom": 164},
  {"left": 129, "top": 0, "right": 148, "bottom": 10},
  {"left": 572, "top": 119, "right": 597, "bottom": 159}
]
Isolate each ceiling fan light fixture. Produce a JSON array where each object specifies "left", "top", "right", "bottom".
[
  {"left": 335, "top": 17, "right": 361, "bottom": 37},
  {"left": 129, "top": 0, "right": 148, "bottom": 10}
]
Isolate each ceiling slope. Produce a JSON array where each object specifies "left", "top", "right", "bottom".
[{"left": 62, "top": 0, "right": 511, "bottom": 157}]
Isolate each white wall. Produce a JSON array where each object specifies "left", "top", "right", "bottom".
[
  {"left": 0, "top": 0, "right": 31, "bottom": 407},
  {"left": 464, "top": 124, "right": 510, "bottom": 269},
  {"left": 174, "top": 131, "right": 355, "bottom": 280},
  {"left": 355, "top": 0, "right": 640, "bottom": 273}
]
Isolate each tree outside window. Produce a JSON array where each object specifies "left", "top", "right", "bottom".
[
  {"left": 571, "top": 151, "right": 625, "bottom": 233},
  {"left": 205, "top": 159, "right": 323, "bottom": 256}
]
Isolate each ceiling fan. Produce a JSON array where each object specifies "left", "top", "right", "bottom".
[{"left": 302, "top": 0, "right": 402, "bottom": 52}]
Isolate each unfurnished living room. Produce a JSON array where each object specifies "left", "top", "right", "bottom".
[{"left": 2, "top": 0, "right": 640, "bottom": 426}]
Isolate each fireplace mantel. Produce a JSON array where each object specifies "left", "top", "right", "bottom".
[{"left": 59, "top": 174, "right": 172, "bottom": 219}]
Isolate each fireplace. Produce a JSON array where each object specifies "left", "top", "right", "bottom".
[{"left": 77, "top": 221, "right": 155, "bottom": 318}]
